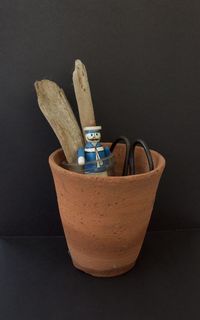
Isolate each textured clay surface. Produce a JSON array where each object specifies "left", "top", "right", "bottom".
[{"left": 49, "top": 143, "right": 165, "bottom": 277}]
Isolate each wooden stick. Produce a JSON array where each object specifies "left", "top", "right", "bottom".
[
  {"left": 73, "top": 59, "right": 96, "bottom": 130},
  {"left": 34, "top": 79, "right": 84, "bottom": 163}
]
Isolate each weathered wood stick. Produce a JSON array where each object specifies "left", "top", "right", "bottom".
[
  {"left": 73, "top": 59, "right": 96, "bottom": 130},
  {"left": 34, "top": 79, "right": 84, "bottom": 163}
]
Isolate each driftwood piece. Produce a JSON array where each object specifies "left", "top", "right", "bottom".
[
  {"left": 73, "top": 59, "right": 96, "bottom": 130},
  {"left": 34, "top": 79, "right": 84, "bottom": 163}
]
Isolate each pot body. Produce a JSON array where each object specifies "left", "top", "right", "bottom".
[{"left": 49, "top": 144, "right": 165, "bottom": 277}]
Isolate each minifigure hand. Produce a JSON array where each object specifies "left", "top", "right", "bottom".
[{"left": 78, "top": 156, "right": 85, "bottom": 165}]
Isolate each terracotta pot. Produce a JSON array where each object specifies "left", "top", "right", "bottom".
[{"left": 49, "top": 143, "right": 165, "bottom": 277}]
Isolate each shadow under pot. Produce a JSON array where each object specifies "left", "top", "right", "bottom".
[{"left": 49, "top": 143, "right": 166, "bottom": 277}]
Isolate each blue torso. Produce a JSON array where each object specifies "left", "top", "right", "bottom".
[
  {"left": 85, "top": 142, "right": 105, "bottom": 161},
  {"left": 84, "top": 142, "right": 106, "bottom": 172},
  {"left": 77, "top": 142, "right": 111, "bottom": 173}
]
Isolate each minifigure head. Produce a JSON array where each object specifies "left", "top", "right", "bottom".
[{"left": 84, "top": 126, "right": 102, "bottom": 143}]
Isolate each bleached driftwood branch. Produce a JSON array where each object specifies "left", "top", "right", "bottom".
[
  {"left": 73, "top": 59, "right": 96, "bottom": 130},
  {"left": 34, "top": 79, "right": 84, "bottom": 163}
]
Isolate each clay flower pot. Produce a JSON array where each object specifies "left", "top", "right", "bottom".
[{"left": 49, "top": 143, "right": 165, "bottom": 277}]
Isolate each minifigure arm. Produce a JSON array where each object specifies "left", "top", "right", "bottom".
[
  {"left": 77, "top": 147, "right": 85, "bottom": 165},
  {"left": 104, "top": 146, "right": 111, "bottom": 157}
]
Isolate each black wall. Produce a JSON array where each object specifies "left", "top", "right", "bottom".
[{"left": 1, "top": 0, "right": 200, "bottom": 235}]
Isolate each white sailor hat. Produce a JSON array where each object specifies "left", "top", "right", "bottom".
[{"left": 83, "top": 126, "right": 102, "bottom": 133}]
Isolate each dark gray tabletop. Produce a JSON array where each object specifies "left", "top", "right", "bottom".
[{"left": 1, "top": 230, "right": 199, "bottom": 320}]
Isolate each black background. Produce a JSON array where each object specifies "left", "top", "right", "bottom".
[
  {"left": 1, "top": 0, "right": 200, "bottom": 235},
  {"left": 1, "top": 2, "right": 200, "bottom": 319}
]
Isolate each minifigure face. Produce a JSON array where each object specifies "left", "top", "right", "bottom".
[{"left": 85, "top": 131, "right": 101, "bottom": 143}]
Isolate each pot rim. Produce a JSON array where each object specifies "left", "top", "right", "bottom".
[{"left": 49, "top": 145, "right": 166, "bottom": 183}]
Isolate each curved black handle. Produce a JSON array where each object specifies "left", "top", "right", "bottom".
[
  {"left": 130, "top": 139, "right": 154, "bottom": 175},
  {"left": 111, "top": 137, "right": 154, "bottom": 176},
  {"left": 110, "top": 136, "right": 131, "bottom": 176}
]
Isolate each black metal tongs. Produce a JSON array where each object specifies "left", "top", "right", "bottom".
[{"left": 110, "top": 136, "right": 154, "bottom": 176}]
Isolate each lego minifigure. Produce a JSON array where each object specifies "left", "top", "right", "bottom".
[{"left": 77, "top": 126, "right": 111, "bottom": 175}]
